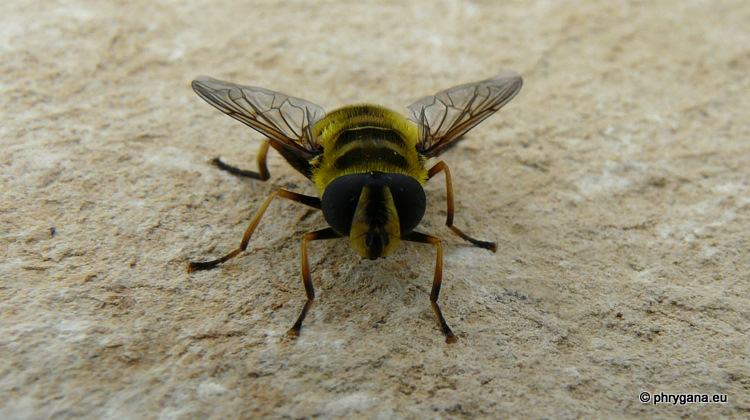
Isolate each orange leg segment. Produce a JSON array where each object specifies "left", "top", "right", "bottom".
[
  {"left": 188, "top": 188, "right": 321, "bottom": 272},
  {"left": 287, "top": 227, "right": 341, "bottom": 338},
  {"left": 403, "top": 231, "right": 457, "bottom": 343},
  {"left": 427, "top": 161, "right": 497, "bottom": 252}
]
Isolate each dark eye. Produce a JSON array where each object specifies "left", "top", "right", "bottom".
[
  {"left": 321, "top": 173, "right": 368, "bottom": 236},
  {"left": 384, "top": 174, "right": 425, "bottom": 235},
  {"left": 321, "top": 172, "right": 426, "bottom": 237}
]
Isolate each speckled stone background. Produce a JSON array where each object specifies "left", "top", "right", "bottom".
[{"left": 2, "top": 0, "right": 748, "bottom": 418}]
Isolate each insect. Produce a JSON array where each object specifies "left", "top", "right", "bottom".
[{"left": 188, "top": 72, "right": 522, "bottom": 343}]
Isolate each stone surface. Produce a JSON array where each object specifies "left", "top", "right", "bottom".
[{"left": 2, "top": 0, "right": 748, "bottom": 418}]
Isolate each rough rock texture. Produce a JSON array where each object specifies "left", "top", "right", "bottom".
[{"left": 2, "top": 0, "right": 748, "bottom": 418}]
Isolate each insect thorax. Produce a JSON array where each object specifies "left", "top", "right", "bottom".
[{"left": 310, "top": 104, "right": 428, "bottom": 194}]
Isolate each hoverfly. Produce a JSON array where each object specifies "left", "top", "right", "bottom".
[{"left": 188, "top": 72, "right": 522, "bottom": 343}]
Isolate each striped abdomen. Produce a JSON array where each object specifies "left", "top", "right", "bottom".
[{"left": 310, "top": 104, "right": 428, "bottom": 193}]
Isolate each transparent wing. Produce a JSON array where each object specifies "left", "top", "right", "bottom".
[
  {"left": 192, "top": 76, "right": 327, "bottom": 159},
  {"left": 407, "top": 71, "right": 522, "bottom": 157}
]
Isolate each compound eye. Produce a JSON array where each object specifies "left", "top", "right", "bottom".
[
  {"left": 321, "top": 173, "right": 368, "bottom": 236},
  {"left": 384, "top": 174, "right": 426, "bottom": 235}
]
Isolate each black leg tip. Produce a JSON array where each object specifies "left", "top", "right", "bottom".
[
  {"left": 286, "top": 328, "right": 300, "bottom": 338},
  {"left": 209, "top": 157, "right": 264, "bottom": 179},
  {"left": 187, "top": 260, "right": 219, "bottom": 272},
  {"left": 474, "top": 240, "right": 498, "bottom": 253}
]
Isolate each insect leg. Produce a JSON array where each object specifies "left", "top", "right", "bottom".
[
  {"left": 211, "top": 138, "right": 271, "bottom": 180},
  {"left": 187, "top": 189, "right": 321, "bottom": 272},
  {"left": 402, "top": 231, "right": 457, "bottom": 343},
  {"left": 287, "top": 227, "right": 341, "bottom": 338},
  {"left": 427, "top": 161, "right": 498, "bottom": 252}
]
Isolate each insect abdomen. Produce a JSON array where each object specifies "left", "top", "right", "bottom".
[
  {"left": 332, "top": 129, "right": 411, "bottom": 172},
  {"left": 311, "top": 105, "right": 427, "bottom": 193}
]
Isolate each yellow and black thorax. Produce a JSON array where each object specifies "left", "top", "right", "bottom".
[{"left": 310, "top": 104, "right": 428, "bottom": 192}]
